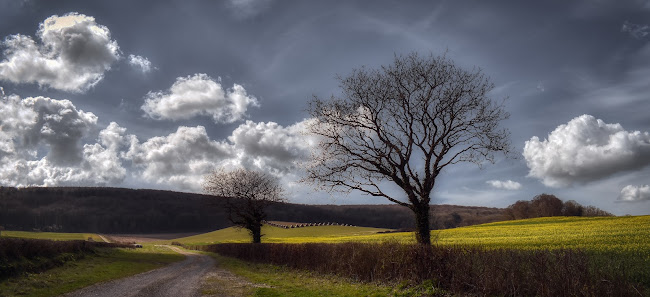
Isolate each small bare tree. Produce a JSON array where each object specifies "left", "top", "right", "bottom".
[
  {"left": 203, "top": 168, "right": 285, "bottom": 243},
  {"left": 306, "top": 53, "right": 511, "bottom": 244}
]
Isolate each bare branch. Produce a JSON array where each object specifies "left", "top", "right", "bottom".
[
  {"left": 203, "top": 168, "right": 285, "bottom": 243},
  {"left": 304, "top": 52, "right": 512, "bottom": 244}
]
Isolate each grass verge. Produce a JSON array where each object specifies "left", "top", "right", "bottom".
[
  {"left": 203, "top": 252, "right": 448, "bottom": 297},
  {"left": 0, "top": 245, "right": 184, "bottom": 297},
  {"left": 2, "top": 231, "right": 103, "bottom": 242}
]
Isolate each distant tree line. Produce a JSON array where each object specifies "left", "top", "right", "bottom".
[
  {"left": 0, "top": 187, "right": 507, "bottom": 233},
  {"left": 0, "top": 186, "right": 228, "bottom": 233},
  {"left": 0, "top": 187, "right": 615, "bottom": 233},
  {"left": 268, "top": 203, "right": 507, "bottom": 231},
  {"left": 504, "top": 194, "right": 613, "bottom": 220}
]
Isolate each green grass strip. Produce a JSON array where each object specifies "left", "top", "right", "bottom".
[
  {"left": 0, "top": 245, "right": 184, "bottom": 297},
  {"left": 2, "top": 231, "right": 104, "bottom": 242}
]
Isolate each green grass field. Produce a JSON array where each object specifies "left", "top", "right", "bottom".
[
  {"left": 2, "top": 231, "right": 104, "bottom": 242},
  {"left": 168, "top": 225, "right": 391, "bottom": 245},
  {"left": 0, "top": 245, "right": 184, "bottom": 297}
]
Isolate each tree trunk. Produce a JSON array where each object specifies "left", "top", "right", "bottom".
[
  {"left": 249, "top": 222, "right": 262, "bottom": 243},
  {"left": 413, "top": 203, "right": 431, "bottom": 245}
]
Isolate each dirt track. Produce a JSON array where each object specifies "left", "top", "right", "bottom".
[
  {"left": 61, "top": 246, "right": 215, "bottom": 297},
  {"left": 102, "top": 233, "right": 201, "bottom": 243}
]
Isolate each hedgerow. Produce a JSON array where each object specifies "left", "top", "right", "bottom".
[
  {"left": 195, "top": 242, "right": 644, "bottom": 296},
  {"left": 0, "top": 237, "right": 131, "bottom": 279}
]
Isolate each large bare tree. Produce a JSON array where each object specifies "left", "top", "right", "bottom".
[
  {"left": 203, "top": 168, "right": 285, "bottom": 243},
  {"left": 305, "top": 53, "right": 511, "bottom": 244}
]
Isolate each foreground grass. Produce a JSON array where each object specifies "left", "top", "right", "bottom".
[
  {"left": 169, "top": 225, "right": 390, "bottom": 245},
  {"left": 0, "top": 245, "right": 184, "bottom": 297},
  {"left": 2, "top": 231, "right": 104, "bottom": 242},
  {"left": 204, "top": 253, "right": 445, "bottom": 297}
]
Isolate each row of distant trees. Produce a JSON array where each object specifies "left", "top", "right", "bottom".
[{"left": 504, "top": 194, "right": 612, "bottom": 220}]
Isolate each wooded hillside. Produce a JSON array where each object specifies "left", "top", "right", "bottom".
[{"left": 0, "top": 187, "right": 506, "bottom": 233}]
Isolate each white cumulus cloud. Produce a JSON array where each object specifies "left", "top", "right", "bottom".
[
  {"left": 0, "top": 94, "right": 127, "bottom": 186},
  {"left": 618, "top": 185, "right": 650, "bottom": 202},
  {"left": 128, "top": 54, "right": 154, "bottom": 73},
  {"left": 0, "top": 95, "right": 98, "bottom": 165},
  {"left": 0, "top": 13, "right": 121, "bottom": 92},
  {"left": 141, "top": 73, "right": 259, "bottom": 123},
  {"left": 523, "top": 115, "right": 650, "bottom": 187},
  {"left": 125, "top": 125, "right": 234, "bottom": 190},
  {"left": 229, "top": 119, "right": 316, "bottom": 175},
  {"left": 486, "top": 180, "right": 522, "bottom": 190},
  {"left": 124, "top": 119, "right": 315, "bottom": 191},
  {"left": 0, "top": 89, "right": 315, "bottom": 191}
]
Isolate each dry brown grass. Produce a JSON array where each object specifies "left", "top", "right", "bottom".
[{"left": 194, "top": 242, "right": 643, "bottom": 297}]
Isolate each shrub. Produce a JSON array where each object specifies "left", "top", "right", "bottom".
[{"left": 170, "top": 241, "right": 186, "bottom": 247}]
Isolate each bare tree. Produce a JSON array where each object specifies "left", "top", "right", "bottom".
[
  {"left": 203, "top": 168, "right": 285, "bottom": 243},
  {"left": 562, "top": 200, "right": 584, "bottom": 217},
  {"left": 530, "top": 194, "right": 564, "bottom": 217},
  {"left": 305, "top": 53, "right": 511, "bottom": 244}
]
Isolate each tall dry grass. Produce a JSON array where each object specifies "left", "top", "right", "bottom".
[{"left": 195, "top": 242, "right": 643, "bottom": 296}]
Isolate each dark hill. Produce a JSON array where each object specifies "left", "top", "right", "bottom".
[{"left": 0, "top": 187, "right": 505, "bottom": 233}]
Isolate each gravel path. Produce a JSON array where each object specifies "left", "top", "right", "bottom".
[{"left": 61, "top": 246, "right": 215, "bottom": 297}]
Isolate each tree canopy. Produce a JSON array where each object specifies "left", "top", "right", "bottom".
[
  {"left": 306, "top": 53, "right": 511, "bottom": 244},
  {"left": 203, "top": 168, "right": 284, "bottom": 243}
]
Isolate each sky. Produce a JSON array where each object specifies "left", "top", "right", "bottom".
[{"left": 0, "top": 0, "right": 649, "bottom": 215}]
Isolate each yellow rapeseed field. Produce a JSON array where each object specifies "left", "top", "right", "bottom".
[
  {"left": 174, "top": 215, "right": 649, "bottom": 256},
  {"left": 431, "top": 216, "right": 649, "bottom": 252}
]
